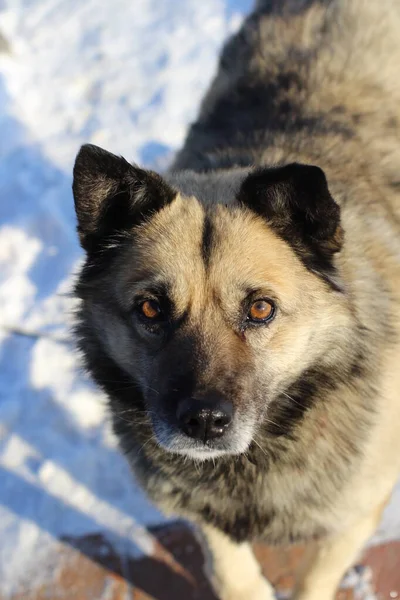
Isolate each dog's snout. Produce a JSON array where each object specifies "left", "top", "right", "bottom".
[{"left": 177, "top": 397, "right": 233, "bottom": 442}]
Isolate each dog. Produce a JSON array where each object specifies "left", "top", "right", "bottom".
[{"left": 72, "top": 1, "right": 400, "bottom": 598}]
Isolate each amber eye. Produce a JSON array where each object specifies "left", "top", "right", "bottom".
[
  {"left": 140, "top": 299, "right": 162, "bottom": 320},
  {"left": 248, "top": 299, "right": 275, "bottom": 323}
]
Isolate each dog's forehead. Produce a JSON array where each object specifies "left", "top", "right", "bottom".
[
  {"left": 207, "top": 204, "right": 303, "bottom": 292},
  {"left": 129, "top": 193, "right": 305, "bottom": 309}
]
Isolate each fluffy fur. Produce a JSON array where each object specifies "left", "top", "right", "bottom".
[{"left": 72, "top": 1, "right": 400, "bottom": 598}]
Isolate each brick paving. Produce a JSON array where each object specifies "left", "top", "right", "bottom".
[{"left": 5, "top": 522, "right": 400, "bottom": 600}]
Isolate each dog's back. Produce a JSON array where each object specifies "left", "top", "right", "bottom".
[{"left": 174, "top": 0, "right": 400, "bottom": 212}]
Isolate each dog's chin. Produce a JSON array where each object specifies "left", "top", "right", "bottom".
[
  {"left": 152, "top": 421, "right": 254, "bottom": 462},
  {"left": 171, "top": 446, "right": 235, "bottom": 461}
]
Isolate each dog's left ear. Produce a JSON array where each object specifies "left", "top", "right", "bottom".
[
  {"left": 238, "top": 163, "right": 343, "bottom": 284},
  {"left": 72, "top": 144, "right": 176, "bottom": 253}
]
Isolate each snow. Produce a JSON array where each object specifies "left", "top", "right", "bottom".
[
  {"left": 0, "top": 0, "right": 253, "bottom": 592},
  {"left": 0, "top": 0, "right": 398, "bottom": 595}
]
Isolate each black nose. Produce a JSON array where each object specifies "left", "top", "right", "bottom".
[{"left": 176, "top": 397, "right": 233, "bottom": 442}]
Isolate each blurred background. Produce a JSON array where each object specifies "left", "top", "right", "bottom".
[{"left": 1, "top": 1, "right": 399, "bottom": 598}]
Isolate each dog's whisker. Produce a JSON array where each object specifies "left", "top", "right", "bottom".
[
  {"left": 137, "top": 434, "right": 158, "bottom": 455},
  {"left": 280, "top": 391, "right": 304, "bottom": 408},
  {"left": 253, "top": 438, "right": 269, "bottom": 460}
]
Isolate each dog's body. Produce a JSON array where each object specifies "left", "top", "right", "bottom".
[{"left": 72, "top": 1, "right": 400, "bottom": 598}]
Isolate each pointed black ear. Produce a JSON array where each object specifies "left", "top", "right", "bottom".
[
  {"left": 72, "top": 144, "right": 176, "bottom": 252},
  {"left": 238, "top": 163, "right": 343, "bottom": 285}
]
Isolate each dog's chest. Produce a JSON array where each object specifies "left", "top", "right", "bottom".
[{"left": 145, "top": 457, "right": 333, "bottom": 545}]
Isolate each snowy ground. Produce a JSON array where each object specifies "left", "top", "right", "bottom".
[{"left": 0, "top": 0, "right": 399, "bottom": 596}]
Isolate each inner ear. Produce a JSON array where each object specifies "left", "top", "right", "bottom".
[
  {"left": 237, "top": 163, "right": 343, "bottom": 287},
  {"left": 72, "top": 144, "right": 176, "bottom": 253}
]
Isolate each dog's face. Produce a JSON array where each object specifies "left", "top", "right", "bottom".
[{"left": 73, "top": 145, "right": 349, "bottom": 461}]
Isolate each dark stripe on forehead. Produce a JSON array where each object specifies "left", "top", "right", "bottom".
[{"left": 201, "top": 210, "right": 215, "bottom": 268}]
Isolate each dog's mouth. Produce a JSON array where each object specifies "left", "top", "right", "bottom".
[
  {"left": 150, "top": 414, "right": 255, "bottom": 461},
  {"left": 169, "top": 443, "right": 234, "bottom": 461}
]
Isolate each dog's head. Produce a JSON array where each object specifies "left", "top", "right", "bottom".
[{"left": 73, "top": 144, "right": 351, "bottom": 461}]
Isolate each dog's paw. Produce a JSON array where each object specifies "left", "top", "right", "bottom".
[{"left": 219, "top": 577, "right": 275, "bottom": 600}]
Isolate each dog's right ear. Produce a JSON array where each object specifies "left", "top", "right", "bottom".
[{"left": 72, "top": 144, "right": 176, "bottom": 253}]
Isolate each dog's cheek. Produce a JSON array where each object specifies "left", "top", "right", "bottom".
[{"left": 89, "top": 305, "right": 147, "bottom": 384}]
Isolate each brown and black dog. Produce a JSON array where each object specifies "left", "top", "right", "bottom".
[{"left": 72, "top": 1, "right": 400, "bottom": 598}]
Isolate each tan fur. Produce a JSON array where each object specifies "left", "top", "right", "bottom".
[
  {"left": 199, "top": 524, "right": 275, "bottom": 600},
  {"left": 293, "top": 502, "right": 387, "bottom": 600}
]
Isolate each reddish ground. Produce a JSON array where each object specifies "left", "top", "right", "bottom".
[{"left": 6, "top": 523, "right": 400, "bottom": 600}]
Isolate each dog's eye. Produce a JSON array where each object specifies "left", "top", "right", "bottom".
[
  {"left": 140, "top": 299, "right": 162, "bottom": 320},
  {"left": 248, "top": 299, "right": 275, "bottom": 323}
]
